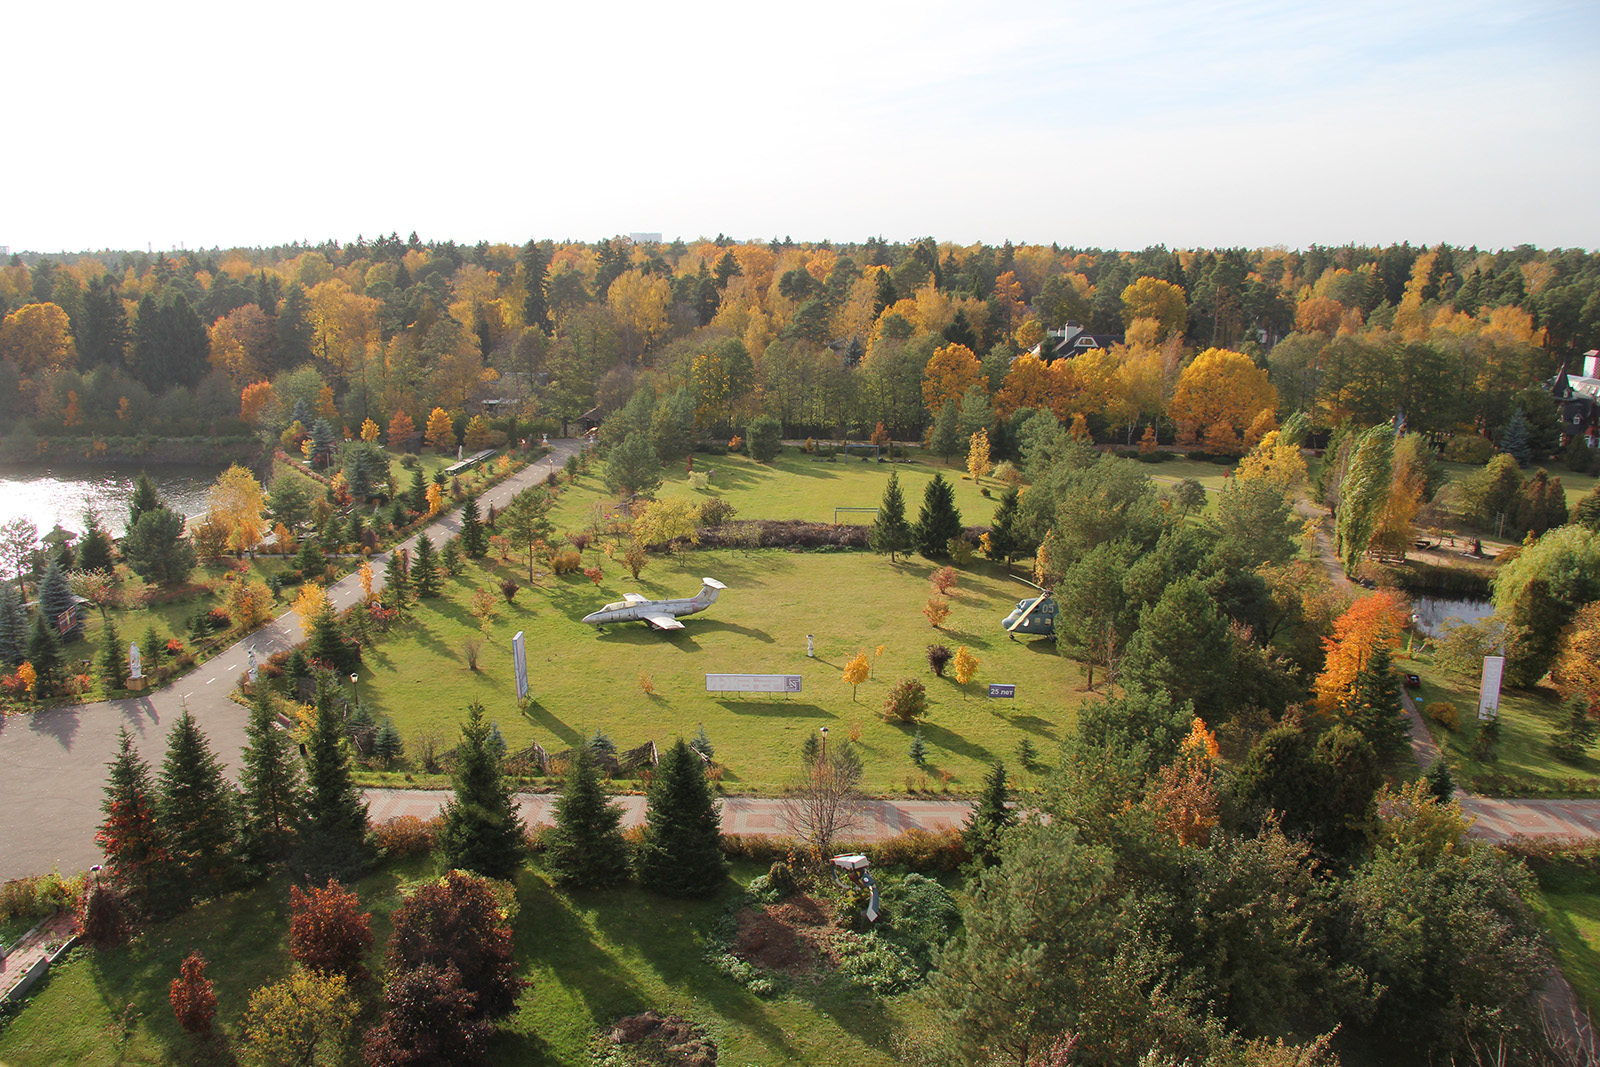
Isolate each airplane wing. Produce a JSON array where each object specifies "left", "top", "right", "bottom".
[
  {"left": 622, "top": 593, "right": 651, "bottom": 605},
  {"left": 641, "top": 613, "right": 684, "bottom": 631}
]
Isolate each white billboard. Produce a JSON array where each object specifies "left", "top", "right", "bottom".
[
  {"left": 1477, "top": 655, "right": 1504, "bottom": 722},
  {"left": 705, "top": 674, "right": 802, "bottom": 694},
  {"left": 512, "top": 631, "right": 528, "bottom": 701}
]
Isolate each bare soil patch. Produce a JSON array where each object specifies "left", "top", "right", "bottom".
[{"left": 732, "top": 893, "right": 838, "bottom": 977}]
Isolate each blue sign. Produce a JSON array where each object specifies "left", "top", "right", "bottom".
[{"left": 988, "top": 683, "right": 1016, "bottom": 699}]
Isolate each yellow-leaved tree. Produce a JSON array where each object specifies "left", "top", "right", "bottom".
[
  {"left": 952, "top": 646, "right": 980, "bottom": 685},
  {"left": 208, "top": 465, "right": 266, "bottom": 557},
  {"left": 1169, "top": 348, "right": 1277, "bottom": 441},
  {"left": 967, "top": 430, "right": 991, "bottom": 485},
  {"left": 1120, "top": 277, "right": 1188, "bottom": 340},
  {"left": 843, "top": 650, "right": 870, "bottom": 700},
  {"left": 294, "top": 584, "right": 330, "bottom": 638},
  {"left": 360, "top": 418, "right": 380, "bottom": 442},
  {"left": 424, "top": 407, "right": 453, "bottom": 450},
  {"left": 1235, "top": 429, "right": 1308, "bottom": 492}
]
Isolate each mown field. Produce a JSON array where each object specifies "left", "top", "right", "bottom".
[{"left": 0, "top": 857, "right": 926, "bottom": 1067}]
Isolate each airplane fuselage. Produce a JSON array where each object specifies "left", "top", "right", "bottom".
[{"left": 582, "top": 578, "right": 726, "bottom": 630}]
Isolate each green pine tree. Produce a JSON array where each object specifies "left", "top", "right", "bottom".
[
  {"left": 383, "top": 548, "right": 411, "bottom": 606},
  {"left": 984, "top": 486, "right": 1023, "bottom": 570},
  {"left": 440, "top": 536, "right": 465, "bottom": 577},
  {"left": 912, "top": 473, "right": 964, "bottom": 560},
  {"left": 295, "top": 537, "right": 323, "bottom": 580},
  {"left": 930, "top": 400, "right": 961, "bottom": 462},
  {"left": 1345, "top": 642, "right": 1410, "bottom": 759},
  {"left": 439, "top": 702, "right": 527, "bottom": 881},
  {"left": 38, "top": 559, "right": 76, "bottom": 640},
  {"left": 98, "top": 726, "right": 174, "bottom": 917},
  {"left": 962, "top": 760, "right": 1014, "bottom": 871},
  {"left": 408, "top": 468, "right": 428, "bottom": 513},
  {"left": 128, "top": 472, "right": 162, "bottom": 529},
  {"left": 1499, "top": 408, "right": 1533, "bottom": 466},
  {"left": 79, "top": 520, "right": 115, "bottom": 574},
  {"left": 1551, "top": 694, "right": 1600, "bottom": 763},
  {"left": 295, "top": 675, "right": 372, "bottom": 881},
  {"left": 635, "top": 739, "right": 728, "bottom": 898},
  {"left": 374, "top": 719, "right": 404, "bottom": 766},
  {"left": 460, "top": 496, "right": 488, "bottom": 558},
  {"left": 0, "top": 584, "right": 27, "bottom": 668},
  {"left": 99, "top": 615, "right": 127, "bottom": 690},
  {"left": 412, "top": 534, "right": 441, "bottom": 598},
  {"left": 909, "top": 727, "right": 928, "bottom": 768},
  {"left": 1424, "top": 758, "right": 1456, "bottom": 801},
  {"left": 141, "top": 624, "right": 163, "bottom": 670},
  {"left": 156, "top": 710, "right": 240, "bottom": 901},
  {"left": 869, "top": 470, "right": 914, "bottom": 563},
  {"left": 26, "top": 612, "right": 64, "bottom": 695},
  {"left": 238, "top": 694, "right": 303, "bottom": 865},
  {"left": 545, "top": 745, "right": 630, "bottom": 890}
]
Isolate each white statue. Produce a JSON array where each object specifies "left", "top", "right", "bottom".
[
  {"left": 247, "top": 648, "right": 258, "bottom": 683},
  {"left": 128, "top": 643, "right": 142, "bottom": 680}
]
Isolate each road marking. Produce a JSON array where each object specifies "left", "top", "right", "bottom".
[{"left": 206, "top": 678, "right": 215, "bottom": 684}]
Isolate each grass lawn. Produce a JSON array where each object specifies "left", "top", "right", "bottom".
[
  {"left": 359, "top": 545, "right": 1084, "bottom": 793},
  {"left": 554, "top": 447, "right": 1005, "bottom": 532},
  {"left": 0, "top": 857, "right": 925, "bottom": 1067},
  {"left": 1409, "top": 656, "right": 1600, "bottom": 795},
  {"left": 1534, "top": 889, "right": 1600, "bottom": 1023},
  {"left": 1434, "top": 458, "right": 1597, "bottom": 514}
]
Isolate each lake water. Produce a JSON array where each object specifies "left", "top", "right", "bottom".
[
  {"left": 0, "top": 463, "right": 224, "bottom": 538},
  {"left": 1413, "top": 595, "right": 1495, "bottom": 638}
]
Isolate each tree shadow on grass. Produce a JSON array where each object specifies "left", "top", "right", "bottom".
[
  {"left": 522, "top": 699, "right": 584, "bottom": 747},
  {"left": 718, "top": 699, "right": 835, "bottom": 719},
  {"left": 581, "top": 883, "right": 807, "bottom": 1062},
  {"left": 1008, "top": 714, "right": 1061, "bottom": 741},
  {"left": 917, "top": 720, "right": 996, "bottom": 765}
]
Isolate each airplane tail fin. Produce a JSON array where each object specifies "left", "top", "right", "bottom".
[{"left": 695, "top": 578, "right": 727, "bottom": 605}]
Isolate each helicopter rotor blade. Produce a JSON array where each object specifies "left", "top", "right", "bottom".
[{"left": 1007, "top": 593, "right": 1046, "bottom": 632}]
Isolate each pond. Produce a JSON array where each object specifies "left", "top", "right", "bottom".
[
  {"left": 1413, "top": 595, "right": 1495, "bottom": 638},
  {"left": 0, "top": 463, "right": 224, "bottom": 539}
]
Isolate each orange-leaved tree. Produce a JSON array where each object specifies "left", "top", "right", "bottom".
[
  {"left": 1169, "top": 347, "right": 1276, "bottom": 440},
  {"left": 922, "top": 343, "right": 982, "bottom": 413},
  {"left": 1314, "top": 589, "right": 1410, "bottom": 712},
  {"left": 240, "top": 380, "right": 276, "bottom": 426},
  {"left": 425, "top": 407, "right": 453, "bottom": 450},
  {"left": 388, "top": 408, "right": 417, "bottom": 450}
]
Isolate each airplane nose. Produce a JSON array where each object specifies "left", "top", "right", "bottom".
[{"left": 581, "top": 612, "right": 600, "bottom": 623}]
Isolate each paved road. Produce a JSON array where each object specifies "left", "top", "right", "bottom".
[
  {"left": 0, "top": 442, "right": 581, "bottom": 885},
  {"left": 367, "top": 788, "right": 974, "bottom": 841}
]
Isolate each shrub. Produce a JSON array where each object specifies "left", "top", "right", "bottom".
[
  {"left": 923, "top": 596, "right": 950, "bottom": 628},
  {"left": 699, "top": 498, "right": 737, "bottom": 527},
  {"left": 835, "top": 931, "right": 921, "bottom": 993},
  {"left": 947, "top": 537, "right": 975, "bottom": 565},
  {"left": 719, "top": 834, "right": 803, "bottom": 864},
  {"left": 1425, "top": 701, "right": 1460, "bottom": 731},
  {"left": 862, "top": 827, "right": 969, "bottom": 872},
  {"left": 499, "top": 577, "right": 520, "bottom": 604},
  {"left": 930, "top": 566, "right": 958, "bottom": 594},
  {"left": 373, "top": 815, "right": 439, "bottom": 856},
  {"left": 927, "top": 644, "right": 954, "bottom": 677},
  {"left": 884, "top": 678, "right": 928, "bottom": 722},
  {"left": 549, "top": 549, "right": 581, "bottom": 575}
]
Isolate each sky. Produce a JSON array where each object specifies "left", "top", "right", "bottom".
[{"left": 4, "top": 0, "right": 1597, "bottom": 254}]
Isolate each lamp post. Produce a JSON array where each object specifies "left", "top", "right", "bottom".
[
  {"left": 350, "top": 673, "right": 359, "bottom": 718},
  {"left": 819, "top": 725, "right": 828, "bottom": 761}
]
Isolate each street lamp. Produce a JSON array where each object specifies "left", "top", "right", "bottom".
[
  {"left": 819, "top": 725, "right": 828, "bottom": 761},
  {"left": 350, "top": 673, "right": 359, "bottom": 717}
]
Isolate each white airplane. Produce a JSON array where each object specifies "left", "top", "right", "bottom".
[{"left": 581, "top": 578, "right": 727, "bottom": 631}]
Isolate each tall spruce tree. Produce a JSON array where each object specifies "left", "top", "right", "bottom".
[
  {"left": 869, "top": 470, "right": 914, "bottom": 563},
  {"left": 521, "top": 240, "right": 553, "bottom": 335},
  {"left": 412, "top": 534, "right": 440, "bottom": 598},
  {"left": 963, "top": 760, "right": 1014, "bottom": 871},
  {"left": 238, "top": 693, "right": 303, "bottom": 865},
  {"left": 78, "top": 516, "right": 114, "bottom": 574},
  {"left": 156, "top": 710, "right": 240, "bottom": 901},
  {"left": 439, "top": 702, "right": 527, "bottom": 880},
  {"left": 295, "top": 676, "right": 372, "bottom": 881},
  {"left": 1499, "top": 408, "right": 1533, "bottom": 466},
  {"left": 26, "top": 612, "right": 64, "bottom": 695},
  {"left": 930, "top": 400, "right": 962, "bottom": 461},
  {"left": 97, "top": 726, "right": 172, "bottom": 916},
  {"left": 38, "top": 559, "right": 75, "bottom": 639},
  {"left": 635, "top": 739, "right": 727, "bottom": 897},
  {"left": 0, "top": 584, "right": 26, "bottom": 667},
  {"left": 912, "top": 473, "right": 964, "bottom": 559},
  {"left": 1345, "top": 642, "right": 1410, "bottom": 759},
  {"left": 984, "top": 486, "right": 1023, "bottom": 571},
  {"left": 99, "top": 615, "right": 126, "bottom": 689},
  {"left": 460, "top": 496, "right": 488, "bottom": 558},
  {"left": 382, "top": 549, "right": 411, "bottom": 606},
  {"left": 545, "top": 744, "right": 630, "bottom": 890},
  {"left": 128, "top": 472, "right": 162, "bottom": 529}
]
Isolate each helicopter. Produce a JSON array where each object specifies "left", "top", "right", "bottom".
[{"left": 1001, "top": 576, "right": 1057, "bottom": 638}]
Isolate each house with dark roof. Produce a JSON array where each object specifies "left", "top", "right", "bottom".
[
  {"left": 1032, "top": 323, "right": 1124, "bottom": 362},
  {"left": 1549, "top": 350, "right": 1600, "bottom": 448}
]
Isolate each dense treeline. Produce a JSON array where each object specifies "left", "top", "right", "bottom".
[{"left": 1, "top": 237, "right": 1593, "bottom": 452}]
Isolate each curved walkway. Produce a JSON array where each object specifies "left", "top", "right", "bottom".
[{"left": 0, "top": 441, "right": 581, "bottom": 885}]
